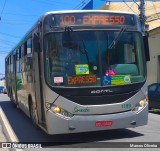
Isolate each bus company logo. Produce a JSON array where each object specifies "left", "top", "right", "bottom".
[
  {"left": 91, "top": 89, "right": 113, "bottom": 94},
  {"left": 72, "top": 106, "right": 90, "bottom": 113}
]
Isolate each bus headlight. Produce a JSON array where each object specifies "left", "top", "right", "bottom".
[
  {"left": 139, "top": 100, "right": 145, "bottom": 106},
  {"left": 132, "top": 97, "right": 148, "bottom": 112},
  {"left": 52, "top": 106, "right": 61, "bottom": 113},
  {"left": 50, "top": 105, "right": 73, "bottom": 118}
]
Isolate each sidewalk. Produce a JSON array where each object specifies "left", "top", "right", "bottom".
[
  {"left": 0, "top": 122, "right": 8, "bottom": 141},
  {"left": 0, "top": 106, "right": 19, "bottom": 151},
  {"left": 0, "top": 119, "right": 9, "bottom": 151}
]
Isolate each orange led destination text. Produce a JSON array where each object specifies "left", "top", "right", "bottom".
[
  {"left": 68, "top": 75, "right": 96, "bottom": 85},
  {"left": 83, "top": 15, "right": 125, "bottom": 25},
  {"left": 60, "top": 15, "right": 125, "bottom": 25}
]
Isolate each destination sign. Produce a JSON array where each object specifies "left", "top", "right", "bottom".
[
  {"left": 67, "top": 74, "right": 96, "bottom": 85},
  {"left": 52, "top": 13, "right": 135, "bottom": 26}
]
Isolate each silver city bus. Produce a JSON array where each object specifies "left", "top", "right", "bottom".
[{"left": 5, "top": 10, "right": 149, "bottom": 134}]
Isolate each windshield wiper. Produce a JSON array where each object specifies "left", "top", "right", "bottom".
[
  {"left": 65, "top": 26, "right": 73, "bottom": 32},
  {"left": 82, "top": 40, "right": 90, "bottom": 64},
  {"left": 108, "top": 26, "right": 126, "bottom": 49}
]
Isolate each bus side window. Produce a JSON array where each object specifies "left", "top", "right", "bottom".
[
  {"left": 8, "top": 56, "right": 11, "bottom": 73},
  {"left": 16, "top": 49, "right": 20, "bottom": 73},
  {"left": 20, "top": 44, "right": 25, "bottom": 72},
  {"left": 6, "top": 57, "right": 9, "bottom": 74},
  {"left": 10, "top": 55, "right": 13, "bottom": 73},
  {"left": 26, "top": 38, "right": 32, "bottom": 71},
  {"left": 26, "top": 38, "right": 33, "bottom": 83}
]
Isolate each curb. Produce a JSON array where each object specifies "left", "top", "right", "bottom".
[{"left": 0, "top": 106, "right": 22, "bottom": 151}]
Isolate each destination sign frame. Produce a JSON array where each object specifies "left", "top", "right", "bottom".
[{"left": 50, "top": 13, "right": 135, "bottom": 27}]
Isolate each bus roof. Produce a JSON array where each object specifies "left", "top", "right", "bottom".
[{"left": 42, "top": 10, "right": 137, "bottom": 17}]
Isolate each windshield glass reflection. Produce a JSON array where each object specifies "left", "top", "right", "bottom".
[{"left": 44, "top": 30, "right": 145, "bottom": 87}]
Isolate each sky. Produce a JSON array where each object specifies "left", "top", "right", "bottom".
[{"left": 0, "top": 0, "right": 106, "bottom": 78}]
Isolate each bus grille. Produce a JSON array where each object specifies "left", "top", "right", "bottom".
[{"left": 64, "top": 90, "right": 138, "bottom": 105}]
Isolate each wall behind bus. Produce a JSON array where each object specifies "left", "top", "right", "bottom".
[{"left": 147, "top": 27, "right": 160, "bottom": 85}]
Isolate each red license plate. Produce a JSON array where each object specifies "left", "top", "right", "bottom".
[{"left": 95, "top": 120, "right": 112, "bottom": 127}]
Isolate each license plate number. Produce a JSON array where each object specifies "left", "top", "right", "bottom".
[{"left": 95, "top": 120, "right": 112, "bottom": 127}]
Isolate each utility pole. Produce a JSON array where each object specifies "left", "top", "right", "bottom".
[
  {"left": 139, "top": 0, "right": 148, "bottom": 36},
  {"left": 139, "top": 0, "right": 150, "bottom": 61}
]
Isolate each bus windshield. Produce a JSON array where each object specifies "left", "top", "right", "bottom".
[{"left": 44, "top": 30, "right": 145, "bottom": 87}]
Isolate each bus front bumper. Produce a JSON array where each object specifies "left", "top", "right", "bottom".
[{"left": 46, "top": 103, "right": 148, "bottom": 135}]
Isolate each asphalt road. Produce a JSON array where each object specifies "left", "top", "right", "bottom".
[{"left": 0, "top": 94, "right": 160, "bottom": 151}]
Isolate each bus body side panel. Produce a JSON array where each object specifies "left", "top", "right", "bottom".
[{"left": 16, "top": 51, "right": 32, "bottom": 117}]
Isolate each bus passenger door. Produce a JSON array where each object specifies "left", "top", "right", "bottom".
[
  {"left": 32, "top": 33, "right": 45, "bottom": 125},
  {"left": 12, "top": 53, "right": 18, "bottom": 103}
]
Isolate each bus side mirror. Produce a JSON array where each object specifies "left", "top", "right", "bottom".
[
  {"left": 33, "top": 33, "right": 40, "bottom": 52},
  {"left": 143, "top": 35, "right": 150, "bottom": 61}
]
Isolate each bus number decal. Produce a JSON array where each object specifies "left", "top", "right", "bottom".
[{"left": 122, "top": 103, "right": 131, "bottom": 109}]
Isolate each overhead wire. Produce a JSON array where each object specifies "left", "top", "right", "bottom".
[
  {"left": 2, "top": 12, "right": 37, "bottom": 17},
  {"left": 121, "top": 0, "right": 155, "bottom": 29},
  {"left": 0, "top": 20, "right": 34, "bottom": 25},
  {"left": 122, "top": 0, "right": 138, "bottom": 14},
  {"left": 72, "top": 0, "right": 84, "bottom": 9},
  {"left": 73, "top": 0, "right": 91, "bottom": 10},
  {"left": 0, "top": 32, "right": 21, "bottom": 38},
  {"left": 133, "top": 0, "right": 139, "bottom": 7},
  {"left": 30, "top": 0, "right": 73, "bottom": 7},
  {"left": 0, "top": 0, "right": 7, "bottom": 18},
  {"left": 0, "top": 38, "right": 16, "bottom": 45}
]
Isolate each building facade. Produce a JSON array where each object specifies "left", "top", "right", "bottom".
[{"left": 147, "top": 27, "right": 160, "bottom": 84}]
